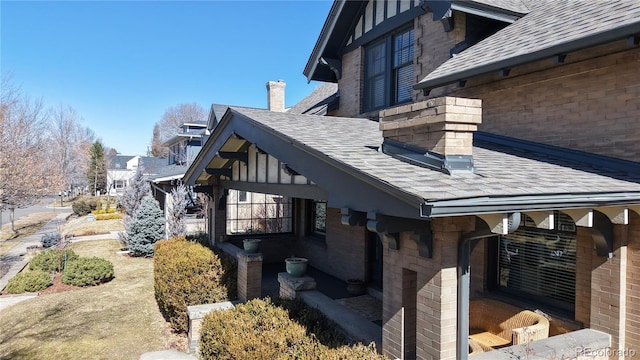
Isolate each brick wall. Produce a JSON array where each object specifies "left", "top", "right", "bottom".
[
  {"left": 446, "top": 43, "right": 640, "bottom": 162},
  {"left": 589, "top": 223, "right": 629, "bottom": 359},
  {"left": 382, "top": 216, "right": 475, "bottom": 360},
  {"left": 335, "top": 48, "right": 363, "bottom": 117},
  {"left": 575, "top": 228, "right": 593, "bottom": 326},
  {"left": 626, "top": 211, "right": 640, "bottom": 354},
  {"left": 295, "top": 206, "right": 367, "bottom": 282}
]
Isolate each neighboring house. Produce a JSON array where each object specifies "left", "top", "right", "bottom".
[
  {"left": 106, "top": 155, "right": 165, "bottom": 196},
  {"left": 185, "top": 2, "right": 640, "bottom": 359}
]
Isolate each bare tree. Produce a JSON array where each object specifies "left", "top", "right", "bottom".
[
  {"left": 0, "top": 77, "right": 59, "bottom": 231},
  {"left": 48, "top": 105, "right": 95, "bottom": 193},
  {"left": 152, "top": 103, "right": 205, "bottom": 157}
]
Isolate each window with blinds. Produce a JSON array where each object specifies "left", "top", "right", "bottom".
[
  {"left": 497, "top": 212, "right": 577, "bottom": 312},
  {"left": 363, "top": 26, "right": 414, "bottom": 112}
]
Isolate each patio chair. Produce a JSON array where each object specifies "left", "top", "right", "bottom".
[{"left": 469, "top": 298, "right": 550, "bottom": 350}]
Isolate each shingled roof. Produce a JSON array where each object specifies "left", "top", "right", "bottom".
[
  {"left": 185, "top": 107, "right": 640, "bottom": 218},
  {"left": 415, "top": 0, "right": 640, "bottom": 91}
]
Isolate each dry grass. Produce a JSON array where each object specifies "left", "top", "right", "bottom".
[
  {"left": 0, "top": 212, "right": 58, "bottom": 241},
  {"left": 0, "top": 239, "right": 186, "bottom": 359},
  {"left": 62, "top": 218, "right": 125, "bottom": 237}
]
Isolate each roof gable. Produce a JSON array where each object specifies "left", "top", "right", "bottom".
[{"left": 416, "top": 0, "right": 640, "bottom": 91}]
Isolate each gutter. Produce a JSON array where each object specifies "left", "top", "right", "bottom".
[
  {"left": 421, "top": 192, "right": 640, "bottom": 218},
  {"left": 414, "top": 21, "right": 640, "bottom": 91},
  {"left": 457, "top": 213, "right": 520, "bottom": 360}
]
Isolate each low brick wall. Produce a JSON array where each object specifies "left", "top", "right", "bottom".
[
  {"left": 471, "top": 329, "right": 611, "bottom": 360},
  {"left": 186, "top": 301, "right": 237, "bottom": 355}
]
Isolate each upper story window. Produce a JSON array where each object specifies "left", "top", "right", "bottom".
[{"left": 364, "top": 27, "right": 414, "bottom": 112}]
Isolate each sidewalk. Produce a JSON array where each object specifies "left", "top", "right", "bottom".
[{"left": 0, "top": 212, "right": 72, "bottom": 308}]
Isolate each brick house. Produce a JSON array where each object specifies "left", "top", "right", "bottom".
[{"left": 184, "top": 1, "right": 640, "bottom": 359}]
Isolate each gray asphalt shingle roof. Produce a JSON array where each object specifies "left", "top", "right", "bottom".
[
  {"left": 287, "top": 83, "right": 339, "bottom": 115},
  {"left": 416, "top": 0, "right": 640, "bottom": 90},
  {"left": 230, "top": 107, "right": 640, "bottom": 203}
]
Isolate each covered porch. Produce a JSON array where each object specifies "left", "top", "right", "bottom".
[{"left": 183, "top": 100, "right": 640, "bottom": 359}]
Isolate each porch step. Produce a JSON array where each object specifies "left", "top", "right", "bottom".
[{"left": 299, "top": 290, "right": 382, "bottom": 351}]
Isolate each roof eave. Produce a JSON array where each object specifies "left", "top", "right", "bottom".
[
  {"left": 414, "top": 21, "right": 640, "bottom": 91},
  {"left": 304, "top": 0, "right": 346, "bottom": 83},
  {"left": 422, "top": 192, "right": 640, "bottom": 218}
]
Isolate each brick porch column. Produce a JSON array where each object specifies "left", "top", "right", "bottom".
[
  {"left": 589, "top": 224, "right": 628, "bottom": 359},
  {"left": 237, "top": 251, "right": 262, "bottom": 302},
  {"left": 382, "top": 217, "right": 474, "bottom": 360}
]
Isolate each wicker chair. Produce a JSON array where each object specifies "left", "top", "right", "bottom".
[{"left": 469, "top": 299, "right": 550, "bottom": 350}]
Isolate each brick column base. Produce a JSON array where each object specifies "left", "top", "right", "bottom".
[
  {"left": 278, "top": 272, "right": 316, "bottom": 299},
  {"left": 237, "top": 252, "right": 263, "bottom": 302}
]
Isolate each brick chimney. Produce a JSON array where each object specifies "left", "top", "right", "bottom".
[
  {"left": 379, "top": 97, "right": 481, "bottom": 173},
  {"left": 266, "top": 80, "right": 286, "bottom": 112}
]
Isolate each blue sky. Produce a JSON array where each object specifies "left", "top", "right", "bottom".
[{"left": 1, "top": 0, "right": 333, "bottom": 155}]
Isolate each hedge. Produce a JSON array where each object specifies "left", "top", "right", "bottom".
[
  {"left": 94, "top": 213, "right": 123, "bottom": 220},
  {"left": 199, "top": 298, "right": 386, "bottom": 360},
  {"left": 154, "top": 237, "right": 237, "bottom": 333},
  {"left": 61, "top": 257, "right": 114, "bottom": 286},
  {"left": 5, "top": 270, "right": 53, "bottom": 294}
]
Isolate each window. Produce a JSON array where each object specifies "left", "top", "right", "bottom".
[
  {"left": 238, "top": 190, "right": 248, "bottom": 203},
  {"left": 495, "top": 212, "right": 576, "bottom": 312},
  {"left": 226, "top": 191, "right": 292, "bottom": 235},
  {"left": 363, "top": 27, "right": 414, "bottom": 112},
  {"left": 312, "top": 200, "right": 327, "bottom": 236}
]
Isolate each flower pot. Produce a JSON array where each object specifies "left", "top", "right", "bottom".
[
  {"left": 346, "top": 279, "right": 366, "bottom": 296},
  {"left": 243, "top": 239, "right": 261, "bottom": 253},
  {"left": 285, "top": 257, "right": 308, "bottom": 277}
]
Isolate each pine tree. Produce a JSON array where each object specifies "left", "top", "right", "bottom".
[
  {"left": 87, "top": 140, "right": 107, "bottom": 195},
  {"left": 118, "top": 165, "right": 151, "bottom": 247},
  {"left": 167, "top": 182, "right": 188, "bottom": 239},
  {"left": 127, "top": 195, "right": 165, "bottom": 257}
]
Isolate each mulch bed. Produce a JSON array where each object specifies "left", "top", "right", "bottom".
[{"left": 1, "top": 273, "right": 81, "bottom": 296}]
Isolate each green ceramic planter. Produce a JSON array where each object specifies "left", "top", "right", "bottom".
[
  {"left": 243, "top": 239, "right": 261, "bottom": 253},
  {"left": 285, "top": 257, "right": 308, "bottom": 277}
]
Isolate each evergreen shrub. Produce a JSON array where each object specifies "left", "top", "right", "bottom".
[
  {"left": 154, "top": 237, "right": 236, "bottom": 333},
  {"left": 61, "top": 257, "right": 114, "bottom": 286},
  {"left": 72, "top": 200, "right": 96, "bottom": 216},
  {"left": 5, "top": 270, "right": 53, "bottom": 294},
  {"left": 29, "top": 249, "right": 79, "bottom": 273},
  {"left": 40, "top": 232, "right": 61, "bottom": 248},
  {"left": 198, "top": 298, "right": 386, "bottom": 360},
  {"left": 127, "top": 196, "right": 164, "bottom": 257}
]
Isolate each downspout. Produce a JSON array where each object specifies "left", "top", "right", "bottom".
[{"left": 457, "top": 213, "right": 520, "bottom": 360}]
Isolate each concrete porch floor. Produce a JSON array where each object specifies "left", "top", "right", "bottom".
[{"left": 261, "top": 263, "right": 383, "bottom": 348}]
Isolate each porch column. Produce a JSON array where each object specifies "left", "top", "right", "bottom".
[
  {"left": 589, "top": 224, "right": 628, "bottom": 359},
  {"left": 381, "top": 216, "right": 474, "bottom": 360},
  {"left": 211, "top": 186, "right": 227, "bottom": 245},
  {"left": 237, "top": 252, "right": 263, "bottom": 302}
]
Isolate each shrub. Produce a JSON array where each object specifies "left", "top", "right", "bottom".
[
  {"left": 95, "top": 213, "right": 123, "bottom": 220},
  {"left": 154, "top": 237, "right": 236, "bottom": 333},
  {"left": 61, "top": 257, "right": 114, "bottom": 287},
  {"left": 72, "top": 200, "right": 96, "bottom": 216},
  {"left": 40, "top": 232, "right": 61, "bottom": 248},
  {"left": 29, "top": 249, "right": 79, "bottom": 273},
  {"left": 185, "top": 232, "right": 209, "bottom": 247},
  {"left": 5, "top": 270, "right": 53, "bottom": 294},
  {"left": 127, "top": 196, "right": 165, "bottom": 257},
  {"left": 199, "top": 298, "right": 386, "bottom": 360},
  {"left": 199, "top": 298, "right": 313, "bottom": 360}
]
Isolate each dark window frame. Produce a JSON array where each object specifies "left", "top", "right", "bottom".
[
  {"left": 363, "top": 26, "right": 414, "bottom": 113},
  {"left": 305, "top": 199, "right": 327, "bottom": 240}
]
